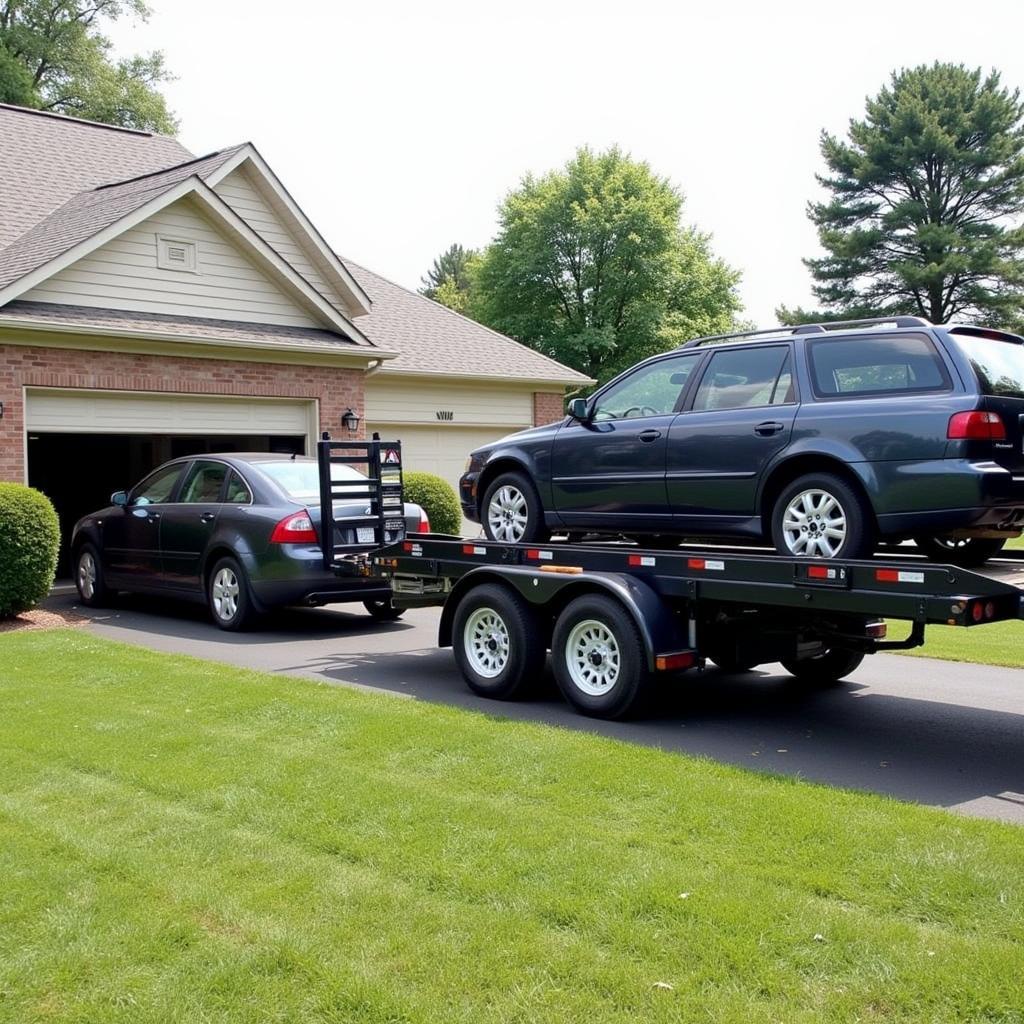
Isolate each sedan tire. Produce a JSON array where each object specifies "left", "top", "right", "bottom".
[
  {"left": 481, "top": 471, "right": 549, "bottom": 545},
  {"left": 74, "top": 543, "right": 111, "bottom": 607},
  {"left": 771, "top": 473, "right": 874, "bottom": 560},
  {"left": 207, "top": 555, "right": 257, "bottom": 631}
]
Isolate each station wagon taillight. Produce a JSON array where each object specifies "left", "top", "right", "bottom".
[
  {"left": 270, "top": 511, "right": 318, "bottom": 543},
  {"left": 947, "top": 410, "right": 1007, "bottom": 440}
]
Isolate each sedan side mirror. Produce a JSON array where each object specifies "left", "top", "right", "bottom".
[
  {"left": 111, "top": 490, "right": 128, "bottom": 507},
  {"left": 567, "top": 397, "right": 590, "bottom": 421}
]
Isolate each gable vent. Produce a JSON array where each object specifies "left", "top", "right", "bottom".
[{"left": 157, "top": 235, "right": 199, "bottom": 273}]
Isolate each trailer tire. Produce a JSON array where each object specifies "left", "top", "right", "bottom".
[
  {"left": 452, "top": 583, "right": 545, "bottom": 700},
  {"left": 781, "top": 648, "right": 864, "bottom": 687},
  {"left": 552, "top": 594, "right": 649, "bottom": 720}
]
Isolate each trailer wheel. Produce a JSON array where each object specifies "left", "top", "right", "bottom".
[
  {"left": 452, "top": 583, "right": 545, "bottom": 700},
  {"left": 552, "top": 594, "right": 649, "bottom": 719},
  {"left": 781, "top": 648, "right": 864, "bottom": 687}
]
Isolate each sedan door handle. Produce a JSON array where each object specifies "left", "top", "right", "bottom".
[
  {"left": 638, "top": 429, "right": 662, "bottom": 443},
  {"left": 754, "top": 421, "right": 785, "bottom": 436},
  {"left": 199, "top": 512, "right": 216, "bottom": 523},
  {"left": 149, "top": 512, "right": 161, "bottom": 521}
]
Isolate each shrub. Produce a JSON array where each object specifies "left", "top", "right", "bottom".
[
  {"left": 402, "top": 471, "right": 462, "bottom": 536},
  {"left": 0, "top": 483, "right": 60, "bottom": 619}
]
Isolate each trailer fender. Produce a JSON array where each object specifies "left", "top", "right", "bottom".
[{"left": 438, "top": 567, "right": 684, "bottom": 671}]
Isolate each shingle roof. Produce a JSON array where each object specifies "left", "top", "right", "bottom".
[
  {"left": 342, "top": 260, "right": 593, "bottom": 385},
  {"left": 0, "top": 148, "right": 245, "bottom": 293},
  {"left": 0, "top": 300, "right": 357, "bottom": 351},
  {"left": 0, "top": 103, "right": 193, "bottom": 250}
]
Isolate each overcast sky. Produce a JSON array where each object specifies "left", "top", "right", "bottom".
[{"left": 110, "top": 0, "right": 1024, "bottom": 326}]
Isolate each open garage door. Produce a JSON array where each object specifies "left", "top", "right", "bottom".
[
  {"left": 25, "top": 389, "right": 316, "bottom": 573},
  {"left": 366, "top": 423, "right": 524, "bottom": 535}
]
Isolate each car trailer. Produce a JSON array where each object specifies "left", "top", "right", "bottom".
[{"left": 318, "top": 439, "right": 1024, "bottom": 720}]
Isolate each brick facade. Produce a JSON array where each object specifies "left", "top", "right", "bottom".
[
  {"left": 0, "top": 343, "right": 364, "bottom": 483},
  {"left": 532, "top": 390, "right": 565, "bottom": 426}
]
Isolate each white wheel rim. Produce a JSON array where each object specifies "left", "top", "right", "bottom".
[
  {"left": 487, "top": 485, "right": 528, "bottom": 543},
  {"left": 212, "top": 567, "right": 240, "bottom": 621},
  {"left": 464, "top": 607, "right": 510, "bottom": 678},
  {"left": 78, "top": 552, "right": 96, "bottom": 599},
  {"left": 565, "top": 619, "right": 621, "bottom": 696},
  {"left": 782, "top": 489, "right": 847, "bottom": 557}
]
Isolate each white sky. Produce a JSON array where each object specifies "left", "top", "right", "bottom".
[{"left": 110, "top": 0, "right": 1024, "bottom": 326}]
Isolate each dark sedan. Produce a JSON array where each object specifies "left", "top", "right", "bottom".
[{"left": 70, "top": 453, "right": 428, "bottom": 629}]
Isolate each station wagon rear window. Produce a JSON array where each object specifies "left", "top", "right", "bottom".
[
  {"left": 808, "top": 334, "right": 950, "bottom": 398},
  {"left": 949, "top": 334, "right": 1024, "bottom": 398}
]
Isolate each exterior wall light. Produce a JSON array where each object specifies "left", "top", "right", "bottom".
[{"left": 341, "top": 408, "right": 360, "bottom": 433}]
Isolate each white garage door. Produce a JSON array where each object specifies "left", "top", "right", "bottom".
[
  {"left": 25, "top": 388, "right": 317, "bottom": 441},
  {"left": 368, "top": 423, "right": 522, "bottom": 533}
]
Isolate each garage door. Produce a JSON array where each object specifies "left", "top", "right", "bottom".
[
  {"left": 368, "top": 423, "right": 522, "bottom": 532},
  {"left": 25, "top": 388, "right": 316, "bottom": 438}
]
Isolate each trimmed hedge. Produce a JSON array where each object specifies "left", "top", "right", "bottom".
[
  {"left": 0, "top": 483, "right": 60, "bottom": 619},
  {"left": 402, "top": 471, "right": 462, "bottom": 536}
]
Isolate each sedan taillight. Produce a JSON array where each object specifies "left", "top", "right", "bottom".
[
  {"left": 417, "top": 508, "right": 431, "bottom": 533},
  {"left": 947, "top": 410, "right": 1007, "bottom": 440},
  {"left": 270, "top": 511, "right": 318, "bottom": 543}
]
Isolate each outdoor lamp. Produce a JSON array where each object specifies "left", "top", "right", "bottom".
[{"left": 341, "top": 408, "right": 360, "bottom": 433}]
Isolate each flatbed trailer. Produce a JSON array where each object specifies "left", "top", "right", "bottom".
[{"left": 318, "top": 439, "right": 1024, "bottom": 720}]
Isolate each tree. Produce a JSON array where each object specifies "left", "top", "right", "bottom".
[
  {"left": 469, "top": 147, "right": 740, "bottom": 384},
  {"left": 0, "top": 0, "right": 177, "bottom": 133},
  {"left": 782, "top": 63, "right": 1024, "bottom": 328},
  {"left": 420, "top": 243, "right": 478, "bottom": 314}
]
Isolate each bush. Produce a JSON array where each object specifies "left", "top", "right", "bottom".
[
  {"left": 402, "top": 471, "right": 462, "bottom": 536},
  {"left": 0, "top": 483, "right": 60, "bottom": 619}
]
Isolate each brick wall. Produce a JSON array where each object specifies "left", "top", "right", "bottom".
[
  {"left": 0, "top": 343, "right": 365, "bottom": 483},
  {"left": 532, "top": 390, "right": 565, "bottom": 426}
]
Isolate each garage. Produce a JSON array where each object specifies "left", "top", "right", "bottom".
[{"left": 25, "top": 388, "right": 316, "bottom": 570}]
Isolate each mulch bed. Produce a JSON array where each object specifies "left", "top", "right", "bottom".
[{"left": 0, "top": 607, "right": 88, "bottom": 634}]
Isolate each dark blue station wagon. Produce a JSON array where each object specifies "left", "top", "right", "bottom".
[{"left": 460, "top": 317, "right": 1024, "bottom": 566}]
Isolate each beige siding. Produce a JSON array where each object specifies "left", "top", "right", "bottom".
[
  {"left": 213, "top": 167, "right": 351, "bottom": 316},
  {"left": 365, "top": 377, "right": 533, "bottom": 427},
  {"left": 22, "top": 197, "right": 321, "bottom": 328}
]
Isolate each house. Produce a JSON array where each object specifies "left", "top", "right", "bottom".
[{"left": 0, "top": 103, "right": 590, "bottom": 548}]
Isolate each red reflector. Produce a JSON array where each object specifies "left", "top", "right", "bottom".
[
  {"left": 687, "top": 558, "right": 706, "bottom": 570},
  {"left": 876, "top": 569, "right": 899, "bottom": 582},
  {"left": 402, "top": 541, "right": 414, "bottom": 552},
  {"left": 269, "top": 511, "right": 318, "bottom": 544},
  {"left": 948, "top": 410, "right": 1006, "bottom": 440},
  {"left": 462, "top": 544, "right": 475, "bottom": 554},
  {"left": 971, "top": 601, "right": 984, "bottom": 622},
  {"left": 808, "top": 565, "right": 830, "bottom": 579},
  {"left": 655, "top": 652, "right": 695, "bottom": 672},
  {"left": 526, "top": 549, "right": 540, "bottom": 560}
]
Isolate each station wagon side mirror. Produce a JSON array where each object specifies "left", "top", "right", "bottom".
[
  {"left": 111, "top": 490, "right": 128, "bottom": 507},
  {"left": 567, "top": 397, "right": 590, "bottom": 422}
]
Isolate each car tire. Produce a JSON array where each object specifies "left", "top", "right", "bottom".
[
  {"left": 364, "top": 597, "right": 405, "bottom": 621},
  {"left": 74, "top": 543, "right": 111, "bottom": 607},
  {"left": 207, "top": 555, "right": 257, "bottom": 631},
  {"left": 481, "top": 471, "right": 549, "bottom": 545},
  {"left": 551, "top": 594, "right": 650, "bottom": 719},
  {"left": 781, "top": 648, "right": 864, "bottom": 687},
  {"left": 913, "top": 535, "right": 1006, "bottom": 567},
  {"left": 771, "top": 473, "right": 874, "bottom": 560},
  {"left": 452, "top": 583, "right": 546, "bottom": 700}
]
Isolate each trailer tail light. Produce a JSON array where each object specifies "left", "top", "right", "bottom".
[
  {"left": 270, "top": 511, "right": 318, "bottom": 543},
  {"left": 947, "top": 410, "right": 1006, "bottom": 440},
  {"left": 417, "top": 508, "right": 431, "bottom": 533},
  {"left": 968, "top": 600, "right": 997, "bottom": 623},
  {"left": 655, "top": 651, "right": 696, "bottom": 672}
]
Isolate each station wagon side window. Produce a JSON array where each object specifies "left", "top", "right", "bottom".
[
  {"left": 129, "top": 463, "right": 183, "bottom": 505},
  {"left": 591, "top": 353, "right": 703, "bottom": 421},
  {"left": 808, "top": 334, "right": 951, "bottom": 398},
  {"left": 692, "top": 345, "right": 793, "bottom": 411}
]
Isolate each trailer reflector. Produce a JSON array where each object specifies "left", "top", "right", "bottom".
[
  {"left": 526, "top": 549, "right": 554, "bottom": 561},
  {"left": 402, "top": 542, "right": 423, "bottom": 556},
  {"left": 688, "top": 558, "right": 725, "bottom": 571},
  {"left": 462, "top": 544, "right": 487, "bottom": 555},
  {"left": 539, "top": 565, "right": 583, "bottom": 575},
  {"left": 655, "top": 651, "right": 696, "bottom": 672},
  {"left": 876, "top": 569, "right": 925, "bottom": 584},
  {"left": 808, "top": 564, "right": 837, "bottom": 580},
  {"left": 628, "top": 554, "right": 657, "bottom": 567}
]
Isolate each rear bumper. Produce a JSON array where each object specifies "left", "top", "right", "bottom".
[{"left": 246, "top": 542, "right": 391, "bottom": 608}]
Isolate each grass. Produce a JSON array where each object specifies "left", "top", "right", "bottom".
[
  {"left": 1, "top": 631, "right": 1023, "bottom": 1024},
  {"left": 888, "top": 618, "right": 1024, "bottom": 668}
]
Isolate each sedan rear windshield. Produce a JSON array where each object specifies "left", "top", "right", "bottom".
[
  {"left": 951, "top": 335, "right": 1024, "bottom": 398},
  {"left": 258, "top": 461, "right": 366, "bottom": 499}
]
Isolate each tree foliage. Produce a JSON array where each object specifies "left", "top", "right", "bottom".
[
  {"left": 0, "top": 0, "right": 177, "bottom": 133},
  {"left": 468, "top": 147, "right": 740, "bottom": 384},
  {"left": 420, "top": 243, "right": 478, "bottom": 314},
  {"left": 783, "top": 63, "right": 1024, "bottom": 327}
]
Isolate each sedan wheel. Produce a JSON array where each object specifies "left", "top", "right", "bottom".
[
  {"left": 781, "top": 488, "right": 848, "bottom": 558},
  {"left": 211, "top": 566, "right": 240, "bottom": 621},
  {"left": 74, "top": 543, "right": 110, "bottom": 607},
  {"left": 78, "top": 550, "right": 97, "bottom": 601},
  {"left": 207, "top": 556, "right": 255, "bottom": 631}
]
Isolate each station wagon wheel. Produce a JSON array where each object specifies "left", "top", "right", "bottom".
[
  {"left": 770, "top": 473, "right": 873, "bottom": 560},
  {"left": 913, "top": 535, "right": 1006, "bottom": 568},
  {"left": 207, "top": 555, "right": 256, "bottom": 631},
  {"left": 481, "top": 471, "right": 549, "bottom": 544}
]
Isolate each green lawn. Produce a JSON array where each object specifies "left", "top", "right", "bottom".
[
  {"left": 2, "top": 631, "right": 1023, "bottom": 1023},
  {"left": 889, "top": 619, "right": 1024, "bottom": 668}
]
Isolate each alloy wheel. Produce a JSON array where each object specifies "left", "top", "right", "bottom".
[
  {"left": 211, "top": 566, "right": 240, "bottom": 621},
  {"left": 77, "top": 551, "right": 96, "bottom": 600},
  {"left": 487, "top": 485, "right": 528, "bottom": 543},
  {"left": 782, "top": 489, "right": 847, "bottom": 557}
]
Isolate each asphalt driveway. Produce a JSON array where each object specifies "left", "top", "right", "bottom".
[{"left": 44, "top": 587, "right": 1024, "bottom": 825}]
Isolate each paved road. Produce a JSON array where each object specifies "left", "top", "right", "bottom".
[{"left": 45, "top": 588, "right": 1024, "bottom": 824}]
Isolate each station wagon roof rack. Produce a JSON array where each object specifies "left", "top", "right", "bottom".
[{"left": 682, "top": 315, "right": 933, "bottom": 348}]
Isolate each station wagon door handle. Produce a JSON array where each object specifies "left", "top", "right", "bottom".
[
  {"left": 638, "top": 429, "right": 662, "bottom": 443},
  {"left": 754, "top": 421, "right": 785, "bottom": 437}
]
